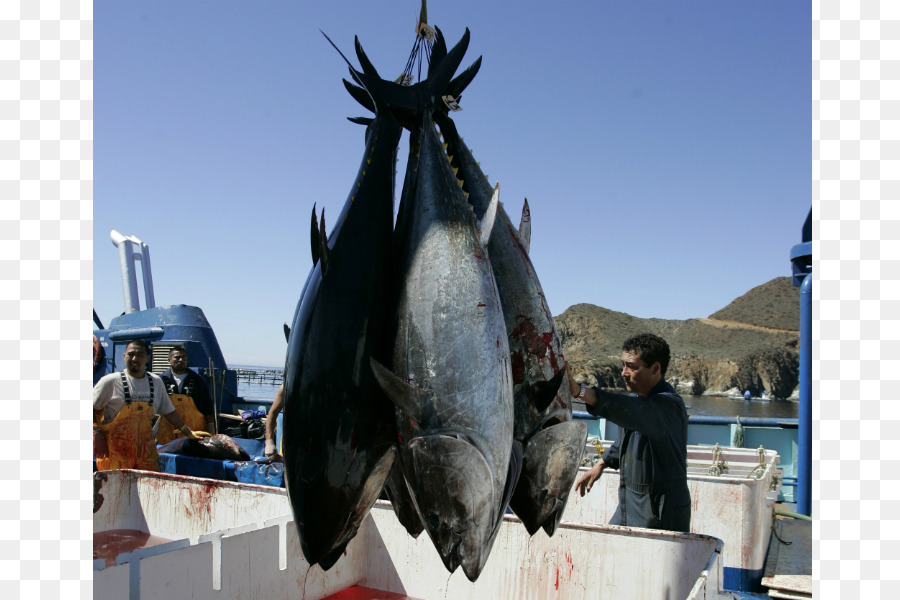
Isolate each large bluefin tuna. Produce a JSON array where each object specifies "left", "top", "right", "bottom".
[
  {"left": 350, "top": 29, "right": 520, "bottom": 579},
  {"left": 370, "top": 105, "right": 518, "bottom": 581},
  {"left": 435, "top": 112, "right": 588, "bottom": 537},
  {"left": 281, "top": 38, "right": 402, "bottom": 570}
]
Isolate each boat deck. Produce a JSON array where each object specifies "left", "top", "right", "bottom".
[{"left": 760, "top": 518, "right": 812, "bottom": 599}]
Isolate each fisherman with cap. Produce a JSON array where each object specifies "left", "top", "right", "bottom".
[
  {"left": 567, "top": 333, "right": 691, "bottom": 532},
  {"left": 93, "top": 339, "right": 208, "bottom": 471}
]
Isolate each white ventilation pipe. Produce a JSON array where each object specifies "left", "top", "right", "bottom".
[{"left": 110, "top": 229, "right": 156, "bottom": 314}]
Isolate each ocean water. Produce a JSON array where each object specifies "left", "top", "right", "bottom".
[
  {"left": 680, "top": 394, "right": 798, "bottom": 419},
  {"left": 235, "top": 367, "right": 799, "bottom": 419}
]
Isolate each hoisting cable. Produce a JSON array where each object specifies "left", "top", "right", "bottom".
[{"left": 398, "top": 0, "right": 435, "bottom": 86}]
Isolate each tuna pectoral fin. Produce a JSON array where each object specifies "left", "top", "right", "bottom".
[
  {"left": 477, "top": 183, "right": 500, "bottom": 248},
  {"left": 369, "top": 358, "right": 426, "bottom": 423},
  {"left": 531, "top": 368, "right": 568, "bottom": 413},
  {"left": 519, "top": 198, "right": 532, "bottom": 254},
  {"left": 283, "top": 322, "right": 290, "bottom": 343}
]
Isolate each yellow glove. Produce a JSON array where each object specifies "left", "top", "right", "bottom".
[{"left": 180, "top": 426, "right": 211, "bottom": 440}]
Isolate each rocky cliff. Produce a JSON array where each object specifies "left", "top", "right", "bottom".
[{"left": 556, "top": 277, "right": 801, "bottom": 399}]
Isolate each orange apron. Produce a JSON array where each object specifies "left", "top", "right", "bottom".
[
  {"left": 95, "top": 372, "right": 159, "bottom": 471},
  {"left": 95, "top": 402, "right": 159, "bottom": 471},
  {"left": 156, "top": 393, "right": 206, "bottom": 444}
]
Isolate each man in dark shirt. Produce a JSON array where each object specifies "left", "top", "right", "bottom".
[
  {"left": 568, "top": 333, "right": 691, "bottom": 532},
  {"left": 159, "top": 345, "right": 216, "bottom": 436}
]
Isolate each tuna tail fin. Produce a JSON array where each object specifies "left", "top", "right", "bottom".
[
  {"left": 519, "top": 198, "right": 532, "bottom": 254},
  {"left": 369, "top": 357, "right": 427, "bottom": 423},
  {"left": 446, "top": 55, "right": 482, "bottom": 101},
  {"left": 343, "top": 79, "right": 376, "bottom": 114},
  {"left": 354, "top": 35, "right": 381, "bottom": 79},
  {"left": 318, "top": 208, "right": 330, "bottom": 276},
  {"left": 322, "top": 30, "right": 379, "bottom": 113},
  {"left": 351, "top": 28, "right": 471, "bottom": 117},
  {"left": 428, "top": 26, "right": 448, "bottom": 80},
  {"left": 478, "top": 183, "right": 499, "bottom": 248},
  {"left": 531, "top": 368, "right": 567, "bottom": 413},
  {"left": 283, "top": 322, "right": 290, "bottom": 343},
  {"left": 309, "top": 204, "right": 320, "bottom": 266}
]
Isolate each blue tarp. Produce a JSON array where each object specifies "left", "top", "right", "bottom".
[
  {"left": 234, "top": 461, "right": 285, "bottom": 487},
  {"left": 157, "top": 452, "right": 238, "bottom": 481}
]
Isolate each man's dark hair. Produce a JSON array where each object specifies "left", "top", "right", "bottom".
[
  {"left": 169, "top": 345, "right": 187, "bottom": 357},
  {"left": 126, "top": 339, "right": 151, "bottom": 354},
  {"left": 622, "top": 333, "right": 670, "bottom": 378}
]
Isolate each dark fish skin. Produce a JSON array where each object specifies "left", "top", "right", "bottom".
[
  {"left": 371, "top": 109, "right": 516, "bottom": 582},
  {"left": 435, "top": 112, "right": 588, "bottom": 537},
  {"left": 157, "top": 434, "right": 251, "bottom": 462},
  {"left": 282, "top": 100, "right": 402, "bottom": 569},
  {"left": 382, "top": 460, "right": 424, "bottom": 538}
]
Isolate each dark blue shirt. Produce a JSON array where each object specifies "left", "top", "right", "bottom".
[{"left": 587, "top": 378, "right": 691, "bottom": 532}]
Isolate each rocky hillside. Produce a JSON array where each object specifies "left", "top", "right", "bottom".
[{"left": 556, "top": 277, "right": 800, "bottom": 399}]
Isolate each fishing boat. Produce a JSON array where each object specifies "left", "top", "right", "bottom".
[
  {"left": 93, "top": 229, "right": 273, "bottom": 472},
  {"left": 728, "top": 391, "right": 773, "bottom": 402}
]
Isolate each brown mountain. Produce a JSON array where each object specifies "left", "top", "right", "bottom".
[{"left": 555, "top": 277, "right": 800, "bottom": 399}]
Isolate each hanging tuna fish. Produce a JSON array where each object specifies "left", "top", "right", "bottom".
[
  {"left": 281, "top": 37, "right": 403, "bottom": 570},
  {"left": 350, "top": 28, "right": 521, "bottom": 582},
  {"left": 433, "top": 85, "right": 587, "bottom": 537}
]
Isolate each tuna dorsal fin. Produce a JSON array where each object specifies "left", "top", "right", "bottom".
[
  {"left": 531, "top": 368, "right": 567, "bottom": 413},
  {"left": 369, "top": 358, "right": 426, "bottom": 423},
  {"left": 318, "top": 209, "right": 330, "bottom": 276},
  {"left": 283, "top": 322, "right": 290, "bottom": 343},
  {"left": 519, "top": 198, "right": 532, "bottom": 254},
  {"left": 478, "top": 183, "right": 500, "bottom": 247},
  {"left": 309, "top": 204, "right": 320, "bottom": 265},
  {"left": 348, "top": 116, "right": 374, "bottom": 126}
]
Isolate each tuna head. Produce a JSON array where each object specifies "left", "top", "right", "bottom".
[
  {"left": 407, "top": 433, "right": 499, "bottom": 578},
  {"left": 370, "top": 359, "right": 520, "bottom": 581},
  {"left": 509, "top": 419, "right": 587, "bottom": 536}
]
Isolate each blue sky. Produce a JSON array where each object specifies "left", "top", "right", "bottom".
[{"left": 95, "top": 1, "right": 810, "bottom": 367}]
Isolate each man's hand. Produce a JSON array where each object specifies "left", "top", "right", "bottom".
[
  {"left": 575, "top": 460, "right": 606, "bottom": 497},
  {"left": 265, "top": 439, "right": 279, "bottom": 458},
  {"left": 565, "top": 364, "right": 581, "bottom": 397}
]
